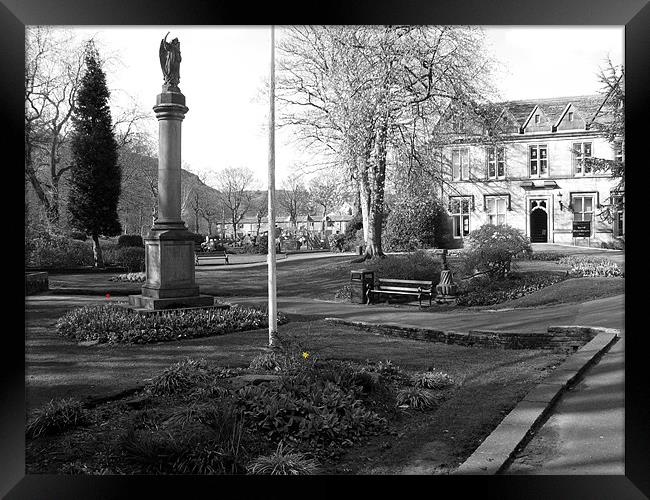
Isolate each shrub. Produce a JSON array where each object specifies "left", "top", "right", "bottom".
[
  {"left": 26, "top": 232, "right": 95, "bottom": 268},
  {"left": 69, "top": 231, "right": 88, "bottom": 241},
  {"left": 363, "top": 360, "right": 410, "bottom": 385},
  {"left": 117, "top": 234, "right": 144, "bottom": 248},
  {"left": 235, "top": 378, "right": 387, "bottom": 451},
  {"left": 396, "top": 387, "right": 437, "bottom": 410},
  {"left": 343, "top": 212, "right": 363, "bottom": 242},
  {"left": 365, "top": 250, "right": 441, "bottom": 282},
  {"left": 188, "top": 233, "right": 205, "bottom": 245},
  {"left": 121, "top": 399, "right": 246, "bottom": 474},
  {"left": 462, "top": 224, "right": 532, "bottom": 279},
  {"left": 333, "top": 284, "right": 352, "bottom": 301},
  {"left": 412, "top": 371, "right": 454, "bottom": 389},
  {"left": 247, "top": 442, "right": 318, "bottom": 475},
  {"left": 104, "top": 246, "right": 145, "bottom": 272},
  {"left": 27, "top": 398, "right": 88, "bottom": 438},
  {"left": 558, "top": 256, "right": 623, "bottom": 277},
  {"left": 517, "top": 251, "right": 568, "bottom": 261},
  {"left": 147, "top": 359, "right": 211, "bottom": 396},
  {"left": 56, "top": 304, "right": 288, "bottom": 344},
  {"left": 248, "top": 348, "right": 313, "bottom": 373},
  {"left": 384, "top": 196, "right": 447, "bottom": 251},
  {"left": 328, "top": 233, "right": 348, "bottom": 253},
  {"left": 601, "top": 238, "right": 624, "bottom": 250}
]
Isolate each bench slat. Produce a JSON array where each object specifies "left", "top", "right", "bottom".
[
  {"left": 376, "top": 286, "right": 431, "bottom": 293},
  {"left": 377, "top": 278, "right": 433, "bottom": 285},
  {"left": 371, "top": 290, "right": 431, "bottom": 296}
]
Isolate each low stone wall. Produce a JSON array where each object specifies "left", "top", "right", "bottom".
[
  {"left": 325, "top": 319, "right": 596, "bottom": 352},
  {"left": 25, "top": 272, "right": 49, "bottom": 295}
]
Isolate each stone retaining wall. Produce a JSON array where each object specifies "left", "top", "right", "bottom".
[
  {"left": 25, "top": 272, "right": 49, "bottom": 295},
  {"left": 325, "top": 319, "right": 595, "bottom": 352}
]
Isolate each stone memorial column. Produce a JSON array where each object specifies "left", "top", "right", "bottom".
[{"left": 128, "top": 35, "right": 214, "bottom": 311}]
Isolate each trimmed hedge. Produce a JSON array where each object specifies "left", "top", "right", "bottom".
[
  {"left": 365, "top": 250, "right": 441, "bottom": 283},
  {"left": 117, "top": 235, "right": 144, "bottom": 248},
  {"left": 103, "top": 246, "right": 145, "bottom": 272},
  {"left": 56, "top": 304, "right": 289, "bottom": 344}
]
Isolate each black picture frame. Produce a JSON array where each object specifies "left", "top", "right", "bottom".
[{"left": 6, "top": 0, "right": 648, "bottom": 498}]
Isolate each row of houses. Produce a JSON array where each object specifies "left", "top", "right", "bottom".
[
  {"left": 208, "top": 203, "right": 356, "bottom": 240},
  {"left": 237, "top": 213, "right": 354, "bottom": 238}
]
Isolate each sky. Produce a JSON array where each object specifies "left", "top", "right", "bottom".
[{"left": 54, "top": 26, "right": 623, "bottom": 187}]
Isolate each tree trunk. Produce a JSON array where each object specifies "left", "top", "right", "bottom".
[{"left": 91, "top": 233, "right": 104, "bottom": 268}]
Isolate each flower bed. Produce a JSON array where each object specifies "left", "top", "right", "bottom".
[
  {"left": 26, "top": 352, "right": 455, "bottom": 474},
  {"left": 558, "top": 256, "right": 623, "bottom": 277},
  {"left": 108, "top": 272, "right": 146, "bottom": 283},
  {"left": 456, "top": 272, "right": 567, "bottom": 307},
  {"left": 56, "top": 304, "right": 288, "bottom": 344}
]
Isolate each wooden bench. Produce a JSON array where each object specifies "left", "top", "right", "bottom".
[
  {"left": 367, "top": 278, "right": 434, "bottom": 308},
  {"left": 195, "top": 249, "right": 229, "bottom": 266}
]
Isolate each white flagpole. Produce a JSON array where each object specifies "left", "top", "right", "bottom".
[{"left": 267, "top": 25, "right": 278, "bottom": 347}]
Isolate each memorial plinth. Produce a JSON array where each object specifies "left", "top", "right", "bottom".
[{"left": 128, "top": 86, "right": 214, "bottom": 311}]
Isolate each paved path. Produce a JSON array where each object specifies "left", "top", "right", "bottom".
[
  {"left": 231, "top": 293, "right": 625, "bottom": 333},
  {"left": 504, "top": 329, "right": 624, "bottom": 474},
  {"left": 195, "top": 250, "right": 355, "bottom": 269}
]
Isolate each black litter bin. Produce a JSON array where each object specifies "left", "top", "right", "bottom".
[
  {"left": 350, "top": 269, "right": 374, "bottom": 304},
  {"left": 356, "top": 245, "right": 365, "bottom": 255}
]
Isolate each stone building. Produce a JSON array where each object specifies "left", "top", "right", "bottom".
[{"left": 439, "top": 95, "right": 624, "bottom": 247}]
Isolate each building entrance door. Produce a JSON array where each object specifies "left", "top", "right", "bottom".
[{"left": 530, "top": 200, "right": 548, "bottom": 243}]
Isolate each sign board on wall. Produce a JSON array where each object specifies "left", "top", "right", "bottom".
[{"left": 572, "top": 221, "right": 592, "bottom": 237}]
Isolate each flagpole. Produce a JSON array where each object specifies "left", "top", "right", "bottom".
[{"left": 267, "top": 25, "right": 278, "bottom": 348}]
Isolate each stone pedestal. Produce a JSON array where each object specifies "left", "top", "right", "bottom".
[{"left": 128, "top": 87, "right": 214, "bottom": 311}]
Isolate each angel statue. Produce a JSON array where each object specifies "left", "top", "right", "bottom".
[{"left": 159, "top": 32, "right": 181, "bottom": 88}]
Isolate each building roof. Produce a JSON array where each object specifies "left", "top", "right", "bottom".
[{"left": 496, "top": 94, "right": 609, "bottom": 129}]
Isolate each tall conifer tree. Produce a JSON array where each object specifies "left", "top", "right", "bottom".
[{"left": 68, "top": 41, "right": 121, "bottom": 267}]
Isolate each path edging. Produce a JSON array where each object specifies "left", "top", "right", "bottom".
[{"left": 453, "top": 326, "right": 619, "bottom": 475}]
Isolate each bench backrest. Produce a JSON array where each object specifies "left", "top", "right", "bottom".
[{"left": 377, "top": 278, "right": 433, "bottom": 288}]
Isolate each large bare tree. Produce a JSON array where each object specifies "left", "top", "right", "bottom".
[
  {"left": 25, "top": 27, "right": 85, "bottom": 226},
  {"left": 212, "top": 167, "right": 257, "bottom": 239},
  {"left": 309, "top": 171, "right": 351, "bottom": 229},
  {"left": 278, "top": 26, "right": 497, "bottom": 259},
  {"left": 279, "top": 173, "right": 310, "bottom": 229}
]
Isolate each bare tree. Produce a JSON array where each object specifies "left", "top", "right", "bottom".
[
  {"left": 279, "top": 173, "right": 310, "bottom": 229},
  {"left": 25, "top": 27, "right": 85, "bottom": 226},
  {"left": 583, "top": 59, "right": 625, "bottom": 223},
  {"left": 308, "top": 170, "right": 351, "bottom": 227},
  {"left": 278, "top": 26, "right": 497, "bottom": 259},
  {"left": 197, "top": 186, "right": 223, "bottom": 236},
  {"left": 212, "top": 167, "right": 257, "bottom": 239},
  {"left": 252, "top": 191, "right": 268, "bottom": 239}
]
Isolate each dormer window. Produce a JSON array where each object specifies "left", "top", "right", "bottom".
[
  {"left": 534, "top": 114, "right": 540, "bottom": 124},
  {"left": 568, "top": 111, "right": 574, "bottom": 122}
]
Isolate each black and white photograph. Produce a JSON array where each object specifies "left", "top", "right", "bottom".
[{"left": 8, "top": 2, "right": 648, "bottom": 494}]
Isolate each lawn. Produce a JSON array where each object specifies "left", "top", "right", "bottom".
[
  {"left": 46, "top": 250, "right": 624, "bottom": 310},
  {"left": 26, "top": 319, "right": 569, "bottom": 475},
  {"left": 480, "top": 276, "right": 625, "bottom": 310}
]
